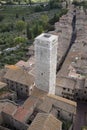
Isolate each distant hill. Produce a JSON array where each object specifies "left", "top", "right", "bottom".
[
  {"left": 0, "top": 0, "right": 49, "bottom": 5},
  {"left": 32, "top": 0, "right": 49, "bottom": 2},
  {"left": 0, "top": 0, "right": 49, "bottom": 4}
]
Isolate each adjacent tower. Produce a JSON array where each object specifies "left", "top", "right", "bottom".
[{"left": 34, "top": 33, "right": 58, "bottom": 94}]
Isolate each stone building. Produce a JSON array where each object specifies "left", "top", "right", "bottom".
[
  {"left": 56, "top": 77, "right": 76, "bottom": 100},
  {"left": 0, "top": 100, "right": 29, "bottom": 130},
  {"left": 28, "top": 113, "right": 62, "bottom": 130},
  {"left": 38, "top": 94, "right": 77, "bottom": 123},
  {"left": 0, "top": 81, "right": 17, "bottom": 101},
  {"left": 3, "top": 66, "right": 34, "bottom": 98},
  {"left": 56, "top": 9, "right": 87, "bottom": 103},
  {"left": 34, "top": 33, "right": 58, "bottom": 94}
]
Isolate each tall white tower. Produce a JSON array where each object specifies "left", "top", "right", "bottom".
[{"left": 34, "top": 33, "right": 58, "bottom": 94}]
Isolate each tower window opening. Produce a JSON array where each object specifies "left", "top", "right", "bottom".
[{"left": 41, "top": 73, "right": 43, "bottom": 75}]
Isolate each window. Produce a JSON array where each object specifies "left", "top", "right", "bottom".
[
  {"left": 41, "top": 73, "right": 43, "bottom": 76},
  {"left": 68, "top": 88, "right": 70, "bottom": 91},
  {"left": 82, "top": 98, "right": 84, "bottom": 101},
  {"left": 77, "top": 98, "right": 80, "bottom": 100},
  {"left": 63, "top": 88, "right": 66, "bottom": 90},
  {"left": 85, "top": 99, "right": 87, "bottom": 102},
  {"left": 72, "top": 90, "right": 74, "bottom": 93},
  {"left": 84, "top": 91, "right": 86, "bottom": 94},
  {"left": 11, "top": 85, "right": 14, "bottom": 88},
  {"left": 21, "top": 88, "right": 23, "bottom": 90},
  {"left": 69, "top": 113, "right": 71, "bottom": 117},
  {"left": 62, "top": 92, "right": 63, "bottom": 95},
  {"left": 26, "top": 89, "right": 28, "bottom": 92},
  {"left": 58, "top": 110, "right": 60, "bottom": 117},
  {"left": 75, "top": 93, "right": 78, "bottom": 96}
]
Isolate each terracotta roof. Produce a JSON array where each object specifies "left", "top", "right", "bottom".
[
  {"left": 16, "top": 57, "right": 35, "bottom": 69},
  {"left": 16, "top": 60, "right": 27, "bottom": 67},
  {"left": 4, "top": 68, "right": 34, "bottom": 86},
  {"left": 23, "top": 96, "right": 38, "bottom": 110},
  {"left": 31, "top": 87, "right": 47, "bottom": 101},
  {"left": 38, "top": 98, "right": 53, "bottom": 113},
  {"left": 38, "top": 94, "right": 77, "bottom": 114},
  {"left": 0, "top": 81, "right": 7, "bottom": 89},
  {"left": 14, "top": 96, "right": 40, "bottom": 122},
  {"left": 5, "top": 65, "right": 20, "bottom": 70},
  {"left": 0, "top": 101, "right": 17, "bottom": 115},
  {"left": 56, "top": 77, "right": 76, "bottom": 89},
  {"left": 28, "top": 113, "right": 62, "bottom": 130},
  {"left": 13, "top": 106, "right": 32, "bottom": 122}
]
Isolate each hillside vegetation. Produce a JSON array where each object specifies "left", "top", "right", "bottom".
[
  {"left": 0, "top": 0, "right": 68, "bottom": 68},
  {"left": 0, "top": 0, "right": 49, "bottom": 4},
  {"left": 32, "top": 0, "right": 49, "bottom": 2}
]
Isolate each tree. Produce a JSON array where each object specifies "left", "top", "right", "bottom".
[
  {"left": 40, "top": 14, "right": 49, "bottom": 29},
  {"left": 14, "top": 36, "right": 27, "bottom": 45},
  {"left": 33, "top": 23, "right": 39, "bottom": 37},
  {"left": 16, "top": 20, "right": 26, "bottom": 33},
  {"left": 29, "top": 0, "right": 31, "bottom": 5},
  {"left": 33, "top": 22, "right": 44, "bottom": 38},
  {"left": 38, "top": 25, "right": 43, "bottom": 34},
  {"left": 26, "top": 23, "right": 32, "bottom": 39},
  {"left": 48, "top": 0, "right": 61, "bottom": 9},
  {"left": 0, "top": 15, "right": 4, "bottom": 22},
  {"left": 16, "top": 13, "right": 19, "bottom": 19}
]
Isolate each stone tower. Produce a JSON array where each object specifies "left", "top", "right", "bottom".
[{"left": 34, "top": 33, "right": 58, "bottom": 94}]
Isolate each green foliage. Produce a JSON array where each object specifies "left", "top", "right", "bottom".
[
  {"left": 34, "top": 5, "right": 43, "bottom": 12},
  {"left": 49, "top": 9, "right": 68, "bottom": 25},
  {"left": 72, "top": 1, "right": 87, "bottom": 9},
  {"left": 0, "top": 23, "right": 14, "bottom": 33},
  {"left": 22, "top": 16, "right": 25, "bottom": 21},
  {"left": 0, "top": 32, "right": 15, "bottom": 50},
  {"left": 49, "top": 13, "right": 59, "bottom": 25},
  {"left": 59, "top": 117, "right": 72, "bottom": 130},
  {"left": 33, "top": 23, "right": 39, "bottom": 37},
  {"left": 6, "top": 0, "right": 14, "bottom": 5},
  {"left": 47, "top": 24, "right": 55, "bottom": 31},
  {"left": 40, "top": 14, "right": 49, "bottom": 29},
  {"left": 0, "top": 15, "right": 4, "bottom": 22},
  {"left": 0, "top": 4, "right": 66, "bottom": 68},
  {"left": 48, "top": 0, "right": 62, "bottom": 9},
  {"left": 32, "top": 22, "right": 44, "bottom": 37},
  {"left": 62, "top": 120, "right": 72, "bottom": 130},
  {"left": 81, "top": 126, "right": 87, "bottom": 130},
  {"left": 14, "top": 36, "right": 27, "bottom": 44},
  {"left": 26, "top": 23, "right": 33, "bottom": 39},
  {"left": 16, "top": 20, "right": 26, "bottom": 32},
  {"left": 16, "top": 13, "right": 19, "bottom": 19}
]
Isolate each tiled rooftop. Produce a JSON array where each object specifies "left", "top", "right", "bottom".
[
  {"left": 56, "top": 77, "right": 76, "bottom": 89},
  {"left": 28, "top": 113, "right": 62, "bottom": 130},
  {"left": 4, "top": 67, "right": 34, "bottom": 86},
  {"left": 0, "top": 101, "right": 17, "bottom": 115},
  {"left": 13, "top": 106, "right": 32, "bottom": 122},
  {"left": 23, "top": 96, "right": 38, "bottom": 110}
]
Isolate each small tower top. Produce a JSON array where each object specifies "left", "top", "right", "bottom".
[
  {"left": 34, "top": 33, "right": 58, "bottom": 48},
  {"left": 35, "top": 33, "right": 58, "bottom": 42}
]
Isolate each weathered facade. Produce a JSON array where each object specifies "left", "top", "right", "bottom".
[
  {"left": 34, "top": 33, "right": 58, "bottom": 94},
  {"left": 3, "top": 67, "right": 34, "bottom": 98}
]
